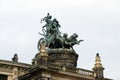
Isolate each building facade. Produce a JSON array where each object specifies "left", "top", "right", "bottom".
[
  {"left": 0, "top": 59, "right": 31, "bottom": 80},
  {"left": 0, "top": 44, "right": 112, "bottom": 80}
]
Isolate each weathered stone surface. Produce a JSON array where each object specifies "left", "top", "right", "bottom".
[
  {"left": 0, "top": 59, "right": 31, "bottom": 80},
  {"left": 47, "top": 48, "right": 78, "bottom": 67}
]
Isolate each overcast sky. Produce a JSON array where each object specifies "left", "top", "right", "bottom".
[{"left": 0, "top": 0, "right": 120, "bottom": 79}]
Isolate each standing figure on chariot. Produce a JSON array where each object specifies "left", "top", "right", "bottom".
[{"left": 42, "top": 13, "right": 61, "bottom": 38}]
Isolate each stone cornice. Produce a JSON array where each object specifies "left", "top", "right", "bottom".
[{"left": 0, "top": 59, "right": 31, "bottom": 68}]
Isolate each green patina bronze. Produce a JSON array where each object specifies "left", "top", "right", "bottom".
[{"left": 37, "top": 13, "right": 83, "bottom": 50}]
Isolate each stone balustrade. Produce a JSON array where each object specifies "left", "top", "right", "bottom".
[{"left": 48, "top": 63, "right": 94, "bottom": 77}]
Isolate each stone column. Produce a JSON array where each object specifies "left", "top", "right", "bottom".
[{"left": 13, "top": 67, "right": 18, "bottom": 79}]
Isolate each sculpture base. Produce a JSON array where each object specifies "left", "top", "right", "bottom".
[{"left": 47, "top": 48, "right": 78, "bottom": 67}]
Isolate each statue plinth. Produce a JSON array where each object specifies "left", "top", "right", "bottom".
[{"left": 47, "top": 48, "right": 78, "bottom": 67}]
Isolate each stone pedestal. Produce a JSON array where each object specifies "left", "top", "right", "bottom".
[{"left": 47, "top": 48, "right": 78, "bottom": 67}]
